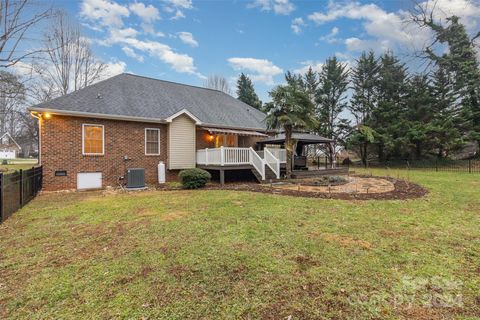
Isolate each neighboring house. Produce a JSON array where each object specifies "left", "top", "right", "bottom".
[
  {"left": 29, "top": 73, "right": 280, "bottom": 191},
  {"left": 0, "top": 132, "right": 21, "bottom": 159}
]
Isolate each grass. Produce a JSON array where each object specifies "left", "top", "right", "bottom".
[
  {"left": 0, "top": 159, "right": 38, "bottom": 172},
  {"left": 0, "top": 169, "right": 479, "bottom": 319}
]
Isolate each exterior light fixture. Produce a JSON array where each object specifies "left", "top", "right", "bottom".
[{"left": 44, "top": 113, "right": 51, "bottom": 119}]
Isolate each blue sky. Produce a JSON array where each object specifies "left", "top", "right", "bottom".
[{"left": 56, "top": 0, "right": 480, "bottom": 102}]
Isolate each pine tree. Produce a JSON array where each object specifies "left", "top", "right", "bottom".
[
  {"left": 422, "top": 15, "right": 480, "bottom": 154},
  {"left": 404, "top": 74, "right": 435, "bottom": 159},
  {"left": 316, "top": 57, "right": 349, "bottom": 136},
  {"left": 372, "top": 51, "right": 409, "bottom": 162},
  {"left": 303, "top": 67, "right": 319, "bottom": 105},
  {"left": 316, "top": 57, "right": 350, "bottom": 162},
  {"left": 429, "top": 66, "right": 463, "bottom": 158},
  {"left": 236, "top": 73, "right": 262, "bottom": 110},
  {"left": 347, "top": 51, "right": 379, "bottom": 165}
]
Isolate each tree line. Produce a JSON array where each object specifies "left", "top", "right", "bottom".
[{"left": 234, "top": 13, "right": 479, "bottom": 170}]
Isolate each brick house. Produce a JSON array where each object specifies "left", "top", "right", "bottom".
[{"left": 29, "top": 73, "right": 287, "bottom": 191}]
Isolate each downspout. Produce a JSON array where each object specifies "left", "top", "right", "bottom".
[{"left": 30, "top": 112, "right": 42, "bottom": 165}]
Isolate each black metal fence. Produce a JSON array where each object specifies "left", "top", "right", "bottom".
[
  {"left": 349, "top": 159, "right": 480, "bottom": 173},
  {"left": 0, "top": 166, "right": 43, "bottom": 223}
]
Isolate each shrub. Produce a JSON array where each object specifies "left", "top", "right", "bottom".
[
  {"left": 304, "top": 175, "right": 349, "bottom": 186},
  {"left": 179, "top": 168, "right": 211, "bottom": 189}
]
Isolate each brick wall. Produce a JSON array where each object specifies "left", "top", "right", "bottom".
[
  {"left": 41, "top": 116, "right": 267, "bottom": 191},
  {"left": 196, "top": 129, "right": 215, "bottom": 150},
  {"left": 40, "top": 115, "right": 174, "bottom": 191}
]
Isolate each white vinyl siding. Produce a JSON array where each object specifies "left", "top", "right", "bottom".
[
  {"left": 0, "top": 150, "right": 16, "bottom": 159},
  {"left": 168, "top": 114, "right": 196, "bottom": 169}
]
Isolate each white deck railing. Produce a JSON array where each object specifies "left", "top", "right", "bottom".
[
  {"left": 264, "top": 148, "right": 280, "bottom": 179},
  {"left": 197, "top": 147, "right": 270, "bottom": 180},
  {"left": 266, "top": 148, "right": 286, "bottom": 163},
  {"left": 249, "top": 147, "right": 265, "bottom": 180}
]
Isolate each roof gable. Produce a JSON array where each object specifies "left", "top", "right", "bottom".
[
  {"left": 0, "top": 132, "right": 21, "bottom": 150},
  {"left": 30, "top": 73, "right": 267, "bottom": 131}
]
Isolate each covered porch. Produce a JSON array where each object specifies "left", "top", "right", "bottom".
[{"left": 257, "top": 132, "right": 346, "bottom": 178}]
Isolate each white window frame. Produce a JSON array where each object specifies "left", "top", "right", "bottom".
[
  {"left": 82, "top": 124, "right": 104, "bottom": 156},
  {"left": 145, "top": 128, "right": 161, "bottom": 155}
]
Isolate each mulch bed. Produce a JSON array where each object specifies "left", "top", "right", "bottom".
[{"left": 157, "top": 175, "right": 428, "bottom": 201}]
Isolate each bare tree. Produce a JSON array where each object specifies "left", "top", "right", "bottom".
[
  {"left": 0, "top": 0, "right": 51, "bottom": 68},
  {"left": 0, "top": 71, "right": 25, "bottom": 135},
  {"left": 34, "top": 11, "right": 106, "bottom": 97},
  {"left": 204, "top": 74, "right": 232, "bottom": 95}
]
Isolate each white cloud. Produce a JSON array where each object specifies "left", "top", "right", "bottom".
[
  {"left": 122, "top": 46, "right": 144, "bottom": 62},
  {"left": 113, "top": 35, "right": 203, "bottom": 77},
  {"left": 307, "top": 0, "right": 480, "bottom": 54},
  {"left": 416, "top": 0, "right": 480, "bottom": 31},
  {"left": 308, "top": 2, "right": 418, "bottom": 51},
  {"left": 291, "top": 17, "right": 306, "bottom": 34},
  {"left": 176, "top": 32, "right": 198, "bottom": 47},
  {"left": 319, "top": 26, "right": 340, "bottom": 43},
  {"left": 162, "top": 0, "right": 193, "bottom": 20},
  {"left": 344, "top": 37, "right": 390, "bottom": 53},
  {"left": 80, "top": 0, "right": 203, "bottom": 78},
  {"left": 164, "top": 0, "right": 192, "bottom": 9},
  {"left": 228, "top": 57, "right": 283, "bottom": 85},
  {"left": 293, "top": 60, "right": 323, "bottom": 75},
  {"left": 129, "top": 2, "right": 160, "bottom": 23},
  {"left": 170, "top": 10, "right": 185, "bottom": 20},
  {"left": 102, "top": 60, "right": 127, "bottom": 79},
  {"left": 248, "top": 0, "right": 295, "bottom": 15},
  {"left": 80, "top": 0, "right": 129, "bottom": 27}
]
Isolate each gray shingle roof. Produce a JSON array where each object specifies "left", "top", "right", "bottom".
[
  {"left": 259, "top": 133, "right": 334, "bottom": 144},
  {"left": 30, "top": 73, "right": 267, "bottom": 131}
]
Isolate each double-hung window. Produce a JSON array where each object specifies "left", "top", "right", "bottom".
[
  {"left": 145, "top": 128, "right": 160, "bottom": 155},
  {"left": 82, "top": 124, "right": 104, "bottom": 155}
]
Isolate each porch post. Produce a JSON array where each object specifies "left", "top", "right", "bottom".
[
  {"left": 330, "top": 142, "right": 336, "bottom": 169},
  {"left": 220, "top": 170, "right": 225, "bottom": 185},
  {"left": 205, "top": 148, "right": 209, "bottom": 165},
  {"left": 220, "top": 146, "right": 225, "bottom": 166}
]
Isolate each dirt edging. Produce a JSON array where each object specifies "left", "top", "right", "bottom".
[{"left": 158, "top": 175, "right": 428, "bottom": 201}]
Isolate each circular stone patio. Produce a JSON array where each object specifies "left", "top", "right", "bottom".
[{"left": 273, "top": 176, "right": 395, "bottom": 194}]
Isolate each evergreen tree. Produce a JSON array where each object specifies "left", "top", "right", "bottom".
[
  {"left": 316, "top": 56, "right": 350, "bottom": 161},
  {"left": 303, "top": 67, "right": 319, "bottom": 105},
  {"left": 236, "top": 73, "right": 262, "bottom": 110},
  {"left": 429, "top": 66, "right": 463, "bottom": 157},
  {"left": 347, "top": 51, "right": 379, "bottom": 166},
  {"left": 372, "top": 51, "right": 409, "bottom": 161},
  {"left": 404, "top": 74, "right": 435, "bottom": 159},
  {"left": 422, "top": 15, "right": 480, "bottom": 154},
  {"left": 317, "top": 57, "right": 349, "bottom": 139}
]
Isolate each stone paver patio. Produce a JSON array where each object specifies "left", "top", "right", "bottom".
[{"left": 273, "top": 176, "right": 395, "bottom": 194}]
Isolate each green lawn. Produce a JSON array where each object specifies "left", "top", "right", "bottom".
[
  {"left": 0, "top": 159, "right": 38, "bottom": 172},
  {"left": 0, "top": 170, "right": 479, "bottom": 319}
]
